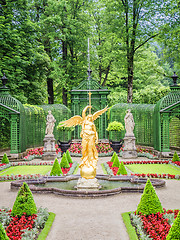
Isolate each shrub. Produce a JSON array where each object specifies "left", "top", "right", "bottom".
[
  {"left": 50, "top": 158, "right": 63, "bottom": 176},
  {"left": 0, "top": 223, "right": 9, "bottom": 240},
  {"left": 117, "top": 162, "right": 127, "bottom": 175},
  {"left": 1, "top": 153, "right": 9, "bottom": 164},
  {"left": 106, "top": 121, "right": 124, "bottom": 132},
  {"left": 172, "top": 151, "right": 180, "bottom": 162},
  {"left": 166, "top": 211, "right": 180, "bottom": 240},
  {"left": 60, "top": 153, "right": 70, "bottom": 168},
  {"left": 66, "top": 150, "right": 73, "bottom": 164},
  {"left": 112, "top": 154, "right": 120, "bottom": 168},
  {"left": 136, "top": 179, "right": 163, "bottom": 215},
  {"left": 110, "top": 152, "right": 116, "bottom": 163},
  {"left": 11, "top": 182, "right": 37, "bottom": 217}
]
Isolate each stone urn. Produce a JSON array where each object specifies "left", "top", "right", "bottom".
[
  {"left": 57, "top": 140, "right": 71, "bottom": 154},
  {"left": 109, "top": 139, "right": 124, "bottom": 153}
]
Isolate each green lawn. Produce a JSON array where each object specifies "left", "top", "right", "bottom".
[
  {"left": 126, "top": 164, "right": 180, "bottom": 175},
  {"left": 0, "top": 166, "right": 52, "bottom": 176}
]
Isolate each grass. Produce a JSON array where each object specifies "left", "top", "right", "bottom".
[
  {"left": 121, "top": 212, "right": 138, "bottom": 240},
  {"left": 126, "top": 164, "right": 180, "bottom": 175},
  {"left": 101, "top": 163, "right": 107, "bottom": 174},
  {"left": 0, "top": 166, "right": 52, "bottom": 176},
  {"left": 37, "top": 212, "right": 56, "bottom": 240},
  {"left": 73, "top": 164, "right": 79, "bottom": 174}
]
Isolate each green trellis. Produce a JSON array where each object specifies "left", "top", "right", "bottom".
[
  {"left": 109, "top": 85, "right": 180, "bottom": 152},
  {"left": 71, "top": 78, "right": 110, "bottom": 139},
  {"left": 109, "top": 103, "right": 155, "bottom": 146},
  {"left": 0, "top": 87, "right": 71, "bottom": 153}
]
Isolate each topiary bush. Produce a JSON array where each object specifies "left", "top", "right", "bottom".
[
  {"left": 0, "top": 223, "right": 9, "bottom": 240},
  {"left": 136, "top": 179, "right": 164, "bottom": 215},
  {"left": 116, "top": 161, "right": 127, "bottom": 175},
  {"left": 166, "top": 211, "right": 180, "bottom": 240},
  {"left": 172, "top": 151, "right": 180, "bottom": 162},
  {"left": 112, "top": 154, "right": 120, "bottom": 168},
  {"left": 50, "top": 158, "right": 63, "bottom": 176},
  {"left": 1, "top": 153, "right": 9, "bottom": 164},
  {"left": 66, "top": 150, "right": 73, "bottom": 164},
  {"left": 11, "top": 182, "right": 37, "bottom": 217},
  {"left": 110, "top": 152, "right": 116, "bottom": 163},
  {"left": 60, "top": 153, "right": 70, "bottom": 168}
]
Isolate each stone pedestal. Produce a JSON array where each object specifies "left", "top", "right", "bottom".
[
  {"left": 42, "top": 134, "right": 57, "bottom": 160},
  {"left": 122, "top": 135, "right": 137, "bottom": 159},
  {"left": 77, "top": 177, "right": 100, "bottom": 191}
]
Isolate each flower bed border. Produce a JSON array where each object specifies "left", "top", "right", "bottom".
[
  {"left": 0, "top": 162, "right": 78, "bottom": 181},
  {"left": 105, "top": 160, "right": 180, "bottom": 179},
  {"left": 122, "top": 210, "right": 179, "bottom": 240}
]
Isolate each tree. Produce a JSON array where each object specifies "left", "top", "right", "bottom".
[
  {"left": 33, "top": 0, "right": 90, "bottom": 105},
  {"left": 103, "top": 0, "right": 171, "bottom": 103},
  {"left": 0, "top": 0, "right": 49, "bottom": 104}
]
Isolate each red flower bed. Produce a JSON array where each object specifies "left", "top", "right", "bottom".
[
  {"left": 69, "top": 143, "right": 113, "bottom": 154},
  {"left": 174, "top": 161, "right": 180, "bottom": 166},
  {"left": 61, "top": 163, "right": 72, "bottom": 175},
  {"left": 106, "top": 161, "right": 180, "bottom": 179},
  {"left": 135, "top": 209, "right": 179, "bottom": 240},
  {"left": 5, "top": 212, "right": 37, "bottom": 240},
  {"left": 0, "top": 163, "right": 6, "bottom": 167}
]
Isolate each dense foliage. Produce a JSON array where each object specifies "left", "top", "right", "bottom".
[
  {"left": 1, "top": 153, "right": 9, "bottom": 164},
  {"left": 11, "top": 182, "right": 37, "bottom": 217},
  {"left": 172, "top": 151, "right": 180, "bottom": 162},
  {"left": 50, "top": 158, "right": 63, "bottom": 176},
  {"left": 0, "top": 0, "right": 179, "bottom": 106},
  {"left": 60, "top": 153, "right": 70, "bottom": 168},
  {"left": 116, "top": 162, "right": 127, "bottom": 175},
  {"left": 136, "top": 179, "right": 164, "bottom": 215},
  {"left": 166, "top": 211, "right": 180, "bottom": 240},
  {"left": 0, "top": 223, "right": 9, "bottom": 240}
]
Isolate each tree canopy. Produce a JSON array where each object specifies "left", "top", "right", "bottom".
[{"left": 0, "top": 0, "right": 179, "bottom": 106}]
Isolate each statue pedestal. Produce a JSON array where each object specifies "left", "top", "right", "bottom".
[
  {"left": 122, "top": 135, "right": 137, "bottom": 159},
  {"left": 77, "top": 177, "right": 100, "bottom": 191},
  {"left": 42, "top": 134, "right": 56, "bottom": 160}
]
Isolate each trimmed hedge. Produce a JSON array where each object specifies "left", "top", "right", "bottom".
[
  {"left": 166, "top": 211, "right": 180, "bottom": 240},
  {"left": 1, "top": 153, "right": 9, "bottom": 164},
  {"left": 110, "top": 152, "right": 116, "bottom": 163},
  {"left": 66, "top": 150, "right": 73, "bottom": 164},
  {"left": 117, "top": 162, "right": 127, "bottom": 175},
  {"left": 0, "top": 223, "right": 9, "bottom": 240},
  {"left": 136, "top": 179, "right": 163, "bottom": 215},
  {"left": 60, "top": 153, "right": 70, "bottom": 168},
  {"left": 11, "top": 182, "right": 37, "bottom": 217},
  {"left": 172, "top": 151, "right": 180, "bottom": 162},
  {"left": 50, "top": 158, "right": 63, "bottom": 176},
  {"left": 112, "top": 154, "right": 120, "bottom": 168}
]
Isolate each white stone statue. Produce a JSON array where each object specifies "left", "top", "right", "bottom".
[
  {"left": 45, "top": 111, "right": 56, "bottom": 135},
  {"left": 124, "top": 109, "right": 135, "bottom": 136}
]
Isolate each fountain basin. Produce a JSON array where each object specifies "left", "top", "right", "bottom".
[{"left": 11, "top": 175, "right": 165, "bottom": 198}]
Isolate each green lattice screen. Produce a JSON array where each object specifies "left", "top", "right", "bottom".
[
  {"left": 109, "top": 103, "right": 155, "bottom": 146},
  {"left": 154, "top": 87, "right": 180, "bottom": 151},
  {"left": 23, "top": 104, "right": 72, "bottom": 149},
  {"left": 169, "top": 117, "right": 180, "bottom": 148}
]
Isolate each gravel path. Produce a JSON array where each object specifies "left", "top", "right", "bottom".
[{"left": 0, "top": 156, "right": 180, "bottom": 240}]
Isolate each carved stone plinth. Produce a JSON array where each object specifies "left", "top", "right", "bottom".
[
  {"left": 77, "top": 177, "right": 100, "bottom": 191},
  {"left": 42, "top": 134, "right": 56, "bottom": 160},
  {"left": 122, "top": 136, "right": 137, "bottom": 159}
]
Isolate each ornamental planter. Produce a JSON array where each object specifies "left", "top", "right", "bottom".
[
  {"left": 57, "top": 140, "right": 71, "bottom": 154},
  {"left": 109, "top": 139, "right": 123, "bottom": 153}
]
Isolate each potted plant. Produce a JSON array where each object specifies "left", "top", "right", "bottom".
[
  {"left": 106, "top": 121, "right": 124, "bottom": 153},
  {"left": 57, "top": 123, "right": 74, "bottom": 154}
]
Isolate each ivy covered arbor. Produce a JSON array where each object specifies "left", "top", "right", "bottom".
[{"left": 0, "top": 77, "right": 71, "bottom": 154}]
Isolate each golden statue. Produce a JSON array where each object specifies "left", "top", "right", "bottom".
[{"left": 60, "top": 95, "right": 108, "bottom": 179}]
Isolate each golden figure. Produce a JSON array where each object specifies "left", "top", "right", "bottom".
[{"left": 60, "top": 103, "right": 108, "bottom": 179}]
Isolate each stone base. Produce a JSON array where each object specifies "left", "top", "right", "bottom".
[
  {"left": 122, "top": 150, "right": 138, "bottom": 159},
  {"left": 122, "top": 136, "right": 137, "bottom": 159},
  {"left": 42, "top": 134, "right": 56, "bottom": 161},
  {"left": 76, "top": 177, "right": 100, "bottom": 191},
  {"left": 42, "top": 152, "right": 57, "bottom": 161}
]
